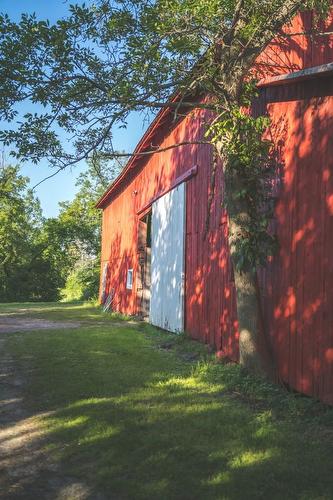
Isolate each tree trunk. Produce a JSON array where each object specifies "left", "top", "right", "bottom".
[
  {"left": 232, "top": 254, "right": 276, "bottom": 380},
  {"left": 225, "top": 166, "right": 277, "bottom": 380}
]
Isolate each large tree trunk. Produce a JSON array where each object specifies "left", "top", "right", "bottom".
[
  {"left": 232, "top": 253, "right": 276, "bottom": 380},
  {"left": 225, "top": 167, "right": 277, "bottom": 380}
]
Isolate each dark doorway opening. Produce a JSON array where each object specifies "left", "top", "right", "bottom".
[{"left": 137, "top": 211, "right": 152, "bottom": 319}]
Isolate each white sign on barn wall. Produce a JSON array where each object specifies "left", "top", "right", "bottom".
[{"left": 150, "top": 183, "right": 186, "bottom": 333}]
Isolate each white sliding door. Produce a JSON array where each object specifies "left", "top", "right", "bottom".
[{"left": 150, "top": 183, "right": 185, "bottom": 333}]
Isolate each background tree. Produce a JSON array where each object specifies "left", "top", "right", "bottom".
[
  {"left": 0, "top": 163, "right": 61, "bottom": 301},
  {"left": 0, "top": 157, "right": 122, "bottom": 302},
  {"left": 58, "top": 155, "right": 123, "bottom": 301},
  {"left": 0, "top": 0, "right": 330, "bottom": 375}
]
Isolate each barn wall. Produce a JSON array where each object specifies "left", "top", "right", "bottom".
[
  {"left": 251, "top": 4, "right": 333, "bottom": 403},
  {"left": 184, "top": 138, "right": 239, "bottom": 361},
  {"left": 255, "top": 10, "right": 333, "bottom": 78},
  {"left": 254, "top": 5, "right": 333, "bottom": 403},
  {"left": 255, "top": 78, "right": 333, "bottom": 405}
]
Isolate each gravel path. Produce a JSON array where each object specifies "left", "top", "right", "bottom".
[
  {"left": 0, "top": 316, "right": 81, "bottom": 334},
  {"left": 0, "top": 316, "right": 102, "bottom": 499}
]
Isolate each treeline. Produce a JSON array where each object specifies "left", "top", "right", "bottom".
[{"left": 0, "top": 159, "right": 120, "bottom": 302}]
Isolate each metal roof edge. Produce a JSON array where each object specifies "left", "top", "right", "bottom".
[{"left": 257, "top": 62, "right": 333, "bottom": 88}]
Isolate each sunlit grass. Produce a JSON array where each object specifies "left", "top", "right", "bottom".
[{"left": 4, "top": 302, "right": 333, "bottom": 499}]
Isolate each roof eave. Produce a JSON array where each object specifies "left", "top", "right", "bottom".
[{"left": 95, "top": 97, "right": 178, "bottom": 209}]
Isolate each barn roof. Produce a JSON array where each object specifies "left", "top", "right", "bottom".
[{"left": 95, "top": 95, "right": 180, "bottom": 209}]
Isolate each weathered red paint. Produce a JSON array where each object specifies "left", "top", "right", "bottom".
[
  {"left": 137, "top": 165, "right": 198, "bottom": 215},
  {"left": 98, "top": 10, "right": 333, "bottom": 404}
]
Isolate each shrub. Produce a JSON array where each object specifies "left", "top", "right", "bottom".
[{"left": 61, "top": 259, "right": 99, "bottom": 302}]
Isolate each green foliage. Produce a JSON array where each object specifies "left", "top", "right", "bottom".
[
  {"left": 0, "top": 1, "right": 330, "bottom": 169},
  {"left": 0, "top": 163, "right": 61, "bottom": 301},
  {"left": 207, "top": 108, "right": 278, "bottom": 270},
  {"left": 61, "top": 259, "right": 100, "bottom": 302},
  {"left": 56, "top": 155, "right": 121, "bottom": 259},
  {"left": 60, "top": 269, "right": 84, "bottom": 303},
  {"left": 56, "top": 156, "right": 122, "bottom": 301},
  {"left": 0, "top": 156, "right": 121, "bottom": 302}
]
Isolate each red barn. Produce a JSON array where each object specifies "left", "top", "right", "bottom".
[{"left": 97, "top": 10, "right": 333, "bottom": 405}]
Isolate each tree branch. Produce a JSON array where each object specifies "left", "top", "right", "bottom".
[
  {"left": 31, "top": 140, "right": 211, "bottom": 190},
  {"left": 100, "top": 140, "right": 211, "bottom": 158}
]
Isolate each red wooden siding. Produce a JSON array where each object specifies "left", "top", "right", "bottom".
[
  {"left": 99, "top": 10, "right": 333, "bottom": 404},
  {"left": 257, "top": 85, "right": 333, "bottom": 404},
  {"left": 185, "top": 140, "right": 239, "bottom": 361},
  {"left": 255, "top": 10, "right": 333, "bottom": 78}
]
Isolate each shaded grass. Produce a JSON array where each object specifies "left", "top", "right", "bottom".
[
  {"left": 0, "top": 300, "right": 131, "bottom": 322},
  {"left": 0, "top": 301, "right": 86, "bottom": 312},
  {"left": 4, "top": 302, "right": 333, "bottom": 499}
]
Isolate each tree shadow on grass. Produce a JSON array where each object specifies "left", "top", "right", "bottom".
[
  {"left": 5, "top": 325, "right": 333, "bottom": 500},
  {"left": 41, "top": 380, "right": 333, "bottom": 500}
]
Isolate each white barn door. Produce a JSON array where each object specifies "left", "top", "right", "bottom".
[{"left": 150, "top": 183, "right": 186, "bottom": 333}]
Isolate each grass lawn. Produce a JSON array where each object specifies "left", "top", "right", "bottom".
[{"left": 2, "top": 302, "right": 333, "bottom": 499}]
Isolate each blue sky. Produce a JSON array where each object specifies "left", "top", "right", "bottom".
[{"left": 0, "top": 0, "right": 149, "bottom": 216}]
